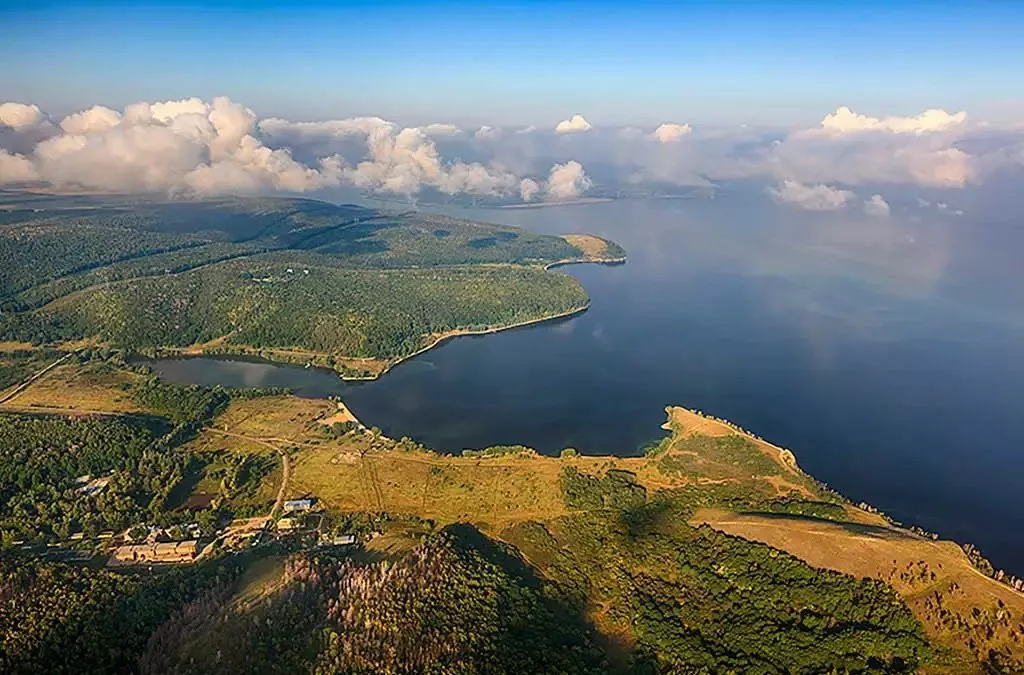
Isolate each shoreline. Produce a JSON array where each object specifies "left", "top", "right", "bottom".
[
  {"left": 341, "top": 301, "right": 591, "bottom": 381},
  {"left": 133, "top": 255, "right": 624, "bottom": 382},
  {"left": 343, "top": 254, "right": 624, "bottom": 381},
  {"left": 543, "top": 255, "right": 626, "bottom": 271}
]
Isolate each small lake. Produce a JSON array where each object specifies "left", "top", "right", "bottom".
[{"left": 146, "top": 193, "right": 1024, "bottom": 575}]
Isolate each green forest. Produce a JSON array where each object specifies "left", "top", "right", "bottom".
[{"left": 0, "top": 193, "right": 619, "bottom": 372}]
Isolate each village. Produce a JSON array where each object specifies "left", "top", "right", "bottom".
[{"left": 13, "top": 487, "right": 359, "bottom": 568}]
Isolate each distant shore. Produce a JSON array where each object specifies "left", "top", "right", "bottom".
[
  {"left": 499, "top": 197, "right": 614, "bottom": 209},
  {"left": 343, "top": 253, "right": 625, "bottom": 381},
  {"left": 133, "top": 253, "right": 624, "bottom": 383}
]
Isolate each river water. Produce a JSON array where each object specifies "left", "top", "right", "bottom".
[{"left": 145, "top": 193, "right": 1024, "bottom": 574}]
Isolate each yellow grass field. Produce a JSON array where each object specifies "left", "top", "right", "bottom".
[
  {"left": 561, "top": 233, "right": 615, "bottom": 258},
  {"left": 0, "top": 362, "right": 145, "bottom": 414}
]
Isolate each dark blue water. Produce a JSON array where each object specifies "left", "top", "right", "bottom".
[{"left": 147, "top": 194, "right": 1024, "bottom": 575}]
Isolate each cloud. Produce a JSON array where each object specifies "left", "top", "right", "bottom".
[
  {"left": 819, "top": 105, "right": 967, "bottom": 135},
  {"left": 652, "top": 123, "right": 692, "bottom": 143},
  {"left": 0, "top": 102, "right": 45, "bottom": 130},
  {"left": 18, "top": 96, "right": 335, "bottom": 194},
  {"left": 474, "top": 125, "right": 500, "bottom": 140},
  {"left": 0, "top": 97, "right": 531, "bottom": 198},
  {"left": 419, "top": 123, "right": 462, "bottom": 137},
  {"left": 59, "top": 106, "right": 121, "bottom": 135},
  {"left": 5, "top": 97, "right": 1024, "bottom": 201},
  {"left": 0, "top": 150, "right": 39, "bottom": 184},
  {"left": 519, "top": 178, "right": 541, "bottom": 202},
  {"left": 554, "top": 114, "right": 592, "bottom": 134},
  {"left": 545, "top": 160, "right": 591, "bottom": 200},
  {"left": 767, "top": 180, "right": 854, "bottom": 210},
  {"left": 863, "top": 194, "right": 891, "bottom": 217}
]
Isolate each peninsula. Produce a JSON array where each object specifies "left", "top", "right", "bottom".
[{"left": 0, "top": 192, "right": 625, "bottom": 379}]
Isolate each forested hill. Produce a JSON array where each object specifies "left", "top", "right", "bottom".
[{"left": 0, "top": 192, "right": 623, "bottom": 377}]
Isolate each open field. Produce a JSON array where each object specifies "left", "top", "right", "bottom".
[{"left": 0, "top": 362, "right": 145, "bottom": 414}]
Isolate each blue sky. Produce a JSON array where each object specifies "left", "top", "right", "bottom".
[{"left": 2, "top": 0, "right": 1023, "bottom": 126}]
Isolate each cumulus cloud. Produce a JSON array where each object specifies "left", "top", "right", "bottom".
[
  {"left": 59, "top": 105, "right": 121, "bottom": 135},
  {"left": 0, "top": 97, "right": 537, "bottom": 198},
  {"left": 0, "top": 102, "right": 46, "bottom": 130},
  {"left": 4, "top": 96, "right": 1024, "bottom": 201},
  {"left": 519, "top": 178, "right": 541, "bottom": 202},
  {"left": 767, "top": 180, "right": 854, "bottom": 210},
  {"left": 545, "top": 160, "right": 592, "bottom": 200},
  {"left": 14, "top": 96, "right": 336, "bottom": 194},
  {"left": 0, "top": 150, "right": 39, "bottom": 184},
  {"left": 554, "top": 114, "right": 592, "bottom": 134},
  {"left": 819, "top": 105, "right": 967, "bottom": 135},
  {"left": 652, "top": 123, "right": 692, "bottom": 143},
  {"left": 863, "top": 195, "right": 891, "bottom": 217}
]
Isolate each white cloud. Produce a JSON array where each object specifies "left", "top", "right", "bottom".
[
  {"left": 14, "top": 96, "right": 335, "bottom": 194},
  {"left": 418, "top": 123, "right": 462, "bottom": 138},
  {"left": 863, "top": 194, "right": 891, "bottom": 217},
  {"left": 0, "top": 102, "right": 45, "bottom": 130},
  {"left": 767, "top": 180, "right": 854, "bottom": 211},
  {"left": 652, "top": 123, "right": 692, "bottom": 143},
  {"left": 0, "top": 150, "right": 39, "bottom": 184},
  {"left": 819, "top": 105, "right": 967, "bottom": 135},
  {"left": 519, "top": 177, "right": 541, "bottom": 202},
  {"left": 59, "top": 106, "right": 121, "bottom": 135},
  {"left": 545, "top": 160, "right": 591, "bottom": 200},
  {"left": 259, "top": 116, "right": 393, "bottom": 139},
  {"left": 554, "top": 114, "right": 592, "bottom": 134},
  {"left": 5, "top": 96, "right": 1024, "bottom": 200},
  {"left": 474, "top": 125, "right": 500, "bottom": 140}
]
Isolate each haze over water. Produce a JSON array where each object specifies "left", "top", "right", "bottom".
[{"left": 150, "top": 194, "right": 1024, "bottom": 575}]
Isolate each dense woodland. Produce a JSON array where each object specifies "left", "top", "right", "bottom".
[
  {"left": 0, "top": 373, "right": 261, "bottom": 545},
  {"left": 0, "top": 193, "right": 614, "bottom": 367},
  {"left": 26, "top": 261, "right": 588, "bottom": 359}
]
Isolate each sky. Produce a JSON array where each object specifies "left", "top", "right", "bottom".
[
  {"left": 2, "top": 0, "right": 1024, "bottom": 210},
  {"left": 2, "top": 0, "right": 1024, "bottom": 127}
]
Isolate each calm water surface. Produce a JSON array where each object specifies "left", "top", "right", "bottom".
[{"left": 148, "top": 195, "right": 1024, "bottom": 574}]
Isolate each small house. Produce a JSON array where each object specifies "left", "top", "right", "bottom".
[{"left": 282, "top": 498, "right": 314, "bottom": 513}]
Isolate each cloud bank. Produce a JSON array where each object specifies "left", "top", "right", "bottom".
[{"left": 2, "top": 99, "right": 1023, "bottom": 209}]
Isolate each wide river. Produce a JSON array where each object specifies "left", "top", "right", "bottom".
[{"left": 147, "top": 194, "right": 1024, "bottom": 575}]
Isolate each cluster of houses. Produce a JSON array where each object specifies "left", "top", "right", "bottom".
[
  {"left": 101, "top": 495, "right": 358, "bottom": 567},
  {"left": 108, "top": 524, "right": 203, "bottom": 567},
  {"left": 276, "top": 498, "right": 357, "bottom": 547},
  {"left": 110, "top": 540, "right": 199, "bottom": 566}
]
